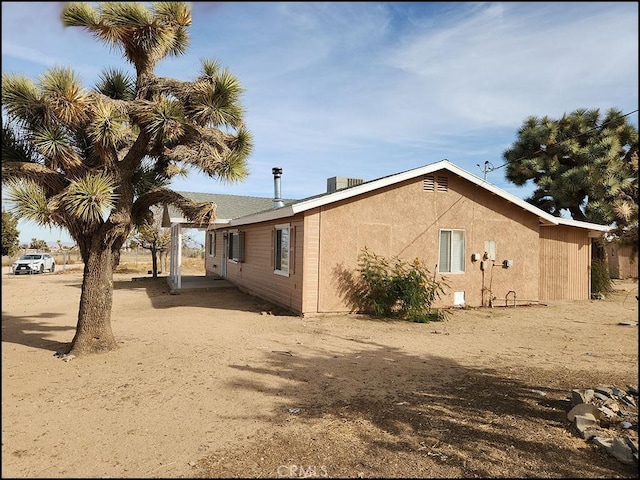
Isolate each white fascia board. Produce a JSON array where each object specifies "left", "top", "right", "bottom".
[
  {"left": 228, "top": 160, "right": 455, "bottom": 226},
  {"left": 228, "top": 205, "right": 296, "bottom": 227},
  {"left": 440, "top": 162, "right": 562, "bottom": 225},
  {"left": 167, "top": 217, "right": 231, "bottom": 228},
  {"left": 210, "top": 219, "right": 233, "bottom": 230},
  {"left": 227, "top": 159, "right": 610, "bottom": 233},
  {"left": 294, "top": 158, "right": 567, "bottom": 225},
  {"left": 555, "top": 218, "right": 611, "bottom": 232},
  {"left": 539, "top": 219, "right": 611, "bottom": 238},
  {"left": 441, "top": 162, "right": 610, "bottom": 231}
]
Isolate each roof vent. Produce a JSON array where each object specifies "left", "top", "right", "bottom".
[{"left": 327, "top": 176, "right": 364, "bottom": 193}]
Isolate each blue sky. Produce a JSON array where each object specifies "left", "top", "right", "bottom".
[{"left": 2, "top": 1, "right": 638, "bottom": 245}]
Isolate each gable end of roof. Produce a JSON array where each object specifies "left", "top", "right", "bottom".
[{"left": 225, "top": 160, "right": 610, "bottom": 234}]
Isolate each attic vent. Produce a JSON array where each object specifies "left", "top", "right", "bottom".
[
  {"left": 437, "top": 176, "right": 449, "bottom": 192},
  {"left": 423, "top": 175, "right": 435, "bottom": 191},
  {"left": 327, "top": 176, "right": 364, "bottom": 193},
  {"left": 423, "top": 175, "right": 448, "bottom": 192}
]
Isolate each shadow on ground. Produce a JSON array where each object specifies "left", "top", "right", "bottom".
[
  {"left": 46, "top": 275, "right": 287, "bottom": 314},
  {"left": 112, "top": 276, "right": 290, "bottom": 314},
  {"left": 1, "top": 275, "right": 293, "bottom": 352},
  {"left": 1, "top": 311, "right": 74, "bottom": 352},
  {"left": 198, "top": 338, "right": 637, "bottom": 478}
]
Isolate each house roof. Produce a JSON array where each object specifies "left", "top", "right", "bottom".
[
  {"left": 222, "top": 159, "right": 610, "bottom": 234},
  {"left": 163, "top": 191, "right": 296, "bottom": 225}
]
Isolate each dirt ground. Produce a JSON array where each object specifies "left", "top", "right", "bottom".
[{"left": 1, "top": 261, "right": 638, "bottom": 478}]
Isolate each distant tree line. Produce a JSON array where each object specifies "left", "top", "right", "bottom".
[
  {"left": 2, "top": 209, "right": 20, "bottom": 256},
  {"left": 2, "top": 209, "right": 68, "bottom": 255}
]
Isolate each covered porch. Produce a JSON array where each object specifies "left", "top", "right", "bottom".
[
  {"left": 165, "top": 222, "right": 230, "bottom": 293},
  {"left": 162, "top": 202, "right": 214, "bottom": 292},
  {"left": 166, "top": 270, "right": 235, "bottom": 294}
]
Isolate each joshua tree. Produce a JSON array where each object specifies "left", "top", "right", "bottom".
[
  {"left": 1, "top": 2, "right": 252, "bottom": 357},
  {"left": 131, "top": 210, "right": 170, "bottom": 278},
  {"left": 503, "top": 108, "right": 638, "bottom": 239}
]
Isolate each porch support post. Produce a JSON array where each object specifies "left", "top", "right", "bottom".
[{"left": 169, "top": 223, "right": 183, "bottom": 290}]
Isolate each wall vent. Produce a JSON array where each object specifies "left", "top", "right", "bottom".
[
  {"left": 423, "top": 175, "right": 448, "bottom": 192},
  {"left": 423, "top": 175, "right": 435, "bottom": 191},
  {"left": 327, "top": 176, "right": 364, "bottom": 193}
]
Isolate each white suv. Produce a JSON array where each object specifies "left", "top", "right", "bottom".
[{"left": 12, "top": 253, "right": 56, "bottom": 275}]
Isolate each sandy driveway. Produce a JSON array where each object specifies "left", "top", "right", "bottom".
[{"left": 1, "top": 268, "right": 638, "bottom": 478}]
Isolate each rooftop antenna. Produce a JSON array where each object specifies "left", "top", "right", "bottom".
[{"left": 477, "top": 161, "right": 495, "bottom": 181}]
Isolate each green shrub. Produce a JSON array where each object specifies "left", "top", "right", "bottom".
[{"left": 356, "top": 248, "right": 449, "bottom": 322}]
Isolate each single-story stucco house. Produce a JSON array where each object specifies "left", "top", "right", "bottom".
[{"left": 163, "top": 159, "right": 610, "bottom": 315}]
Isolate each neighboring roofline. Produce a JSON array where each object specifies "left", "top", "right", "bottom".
[{"left": 222, "top": 159, "right": 610, "bottom": 233}]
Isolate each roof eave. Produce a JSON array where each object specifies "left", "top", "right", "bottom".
[
  {"left": 201, "top": 159, "right": 612, "bottom": 234},
  {"left": 227, "top": 206, "right": 296, "bottom": 227}
]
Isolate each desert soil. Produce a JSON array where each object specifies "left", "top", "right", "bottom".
[{"left": 1, "top": 263, "right": 638, "bottom": 478}]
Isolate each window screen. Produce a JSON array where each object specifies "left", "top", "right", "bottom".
[
  {"left": 274, "top": 225, "right": 290, "bottom": 275},
  {"left": 439, "top": 230, "right": 465, "bottom": 273}
]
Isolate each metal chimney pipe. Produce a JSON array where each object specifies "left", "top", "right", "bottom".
[{"left": 272, "top": 167, "right": 284, "bottom": 208}]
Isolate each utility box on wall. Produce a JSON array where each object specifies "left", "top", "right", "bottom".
[
  {"left": 453, "top": 291, "right": 465, "bottom": 306},
  {"left": 484, "top": 240, "right": 496, "bottom": 261}
]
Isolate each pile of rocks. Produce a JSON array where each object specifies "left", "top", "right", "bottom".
[{"left": 567, "top": 384, "right": 638, "bottom": 465}]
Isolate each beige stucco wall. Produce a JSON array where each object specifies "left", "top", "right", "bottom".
[
  {"left": 203, "top": 169, "right": 598, "bottom": 315},
  {"left": 314, "top": 170, "right": 541, "bottom": 312}
]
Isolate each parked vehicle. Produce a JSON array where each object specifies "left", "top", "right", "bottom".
[{"left": 12, "top": 253, "right": 56, "bottom": 275}]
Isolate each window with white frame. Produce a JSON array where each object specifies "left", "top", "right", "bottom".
[
  {"left": 228, "top": 231, "right": 244, "bottom": 262},
  {"left": 439, "top": 229, "right": 465, "bottom": 273},
  {"left": 208, "top": 232, "right": 216, "bottom": 256},
  {"left": 274, "top": 224, "right": 290, "bottom": 276}
]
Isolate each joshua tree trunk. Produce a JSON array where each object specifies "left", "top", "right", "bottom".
[
  {"left": 66, "top": 242, "right": 117, "bottom": 356},
  {"left": 151, "top": 245, "right": 159, "bottom": 278},
  {"left": 160, "top": 250, "right": 167, "bottom": 274}
]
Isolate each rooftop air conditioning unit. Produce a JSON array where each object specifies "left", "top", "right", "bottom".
[{"left": 327, "top": 176, "right": 364, "bottom": 193}]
